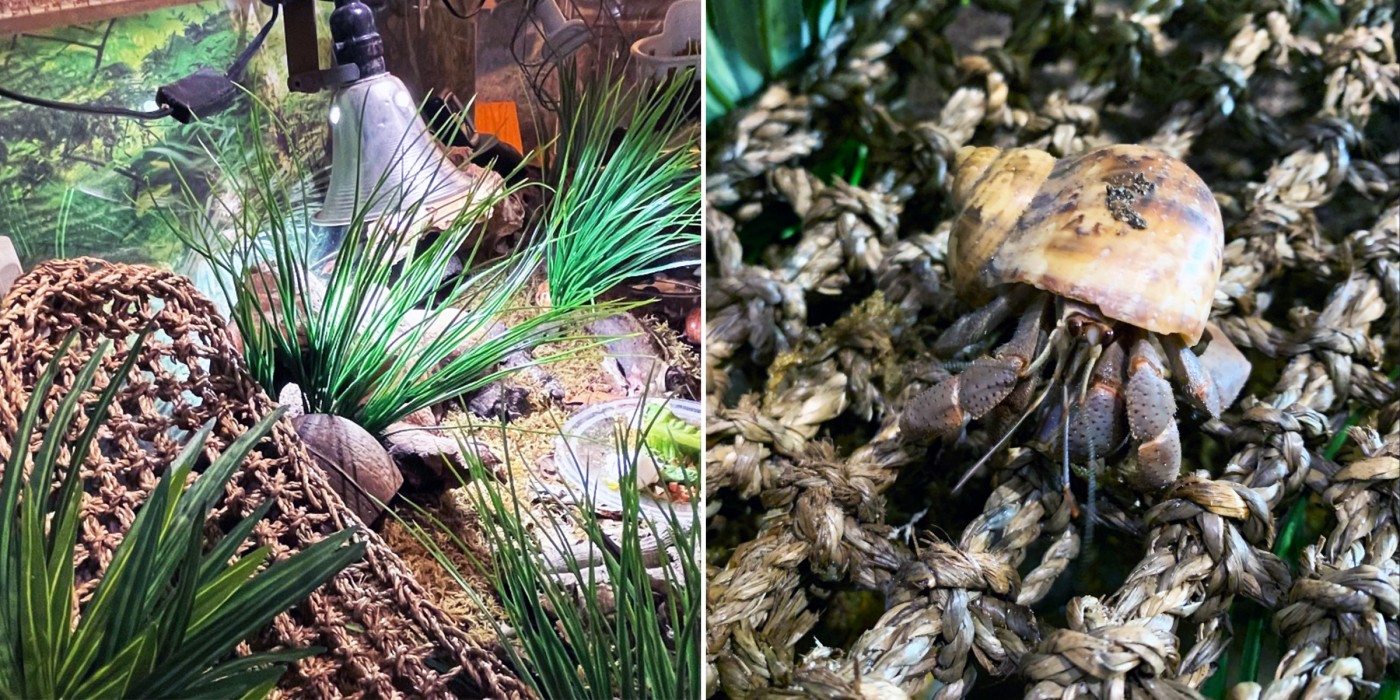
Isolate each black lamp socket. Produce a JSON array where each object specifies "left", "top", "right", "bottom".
[{"left": 329, "top": 0, "right": 387, "bottom": 79}]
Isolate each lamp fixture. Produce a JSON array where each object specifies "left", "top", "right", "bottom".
[
  {"left": 289, "top": 0, "right": 477, "bottom": 227},
  {"left": 531, "top": 0, "right": 590, "bottom": 64},
  {"left": 274, "top": 0, "right": 481, "bottom": 226}
]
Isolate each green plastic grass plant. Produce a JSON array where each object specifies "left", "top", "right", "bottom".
[
  {"left": 541, "top": 63, "right": 701, "bottom": 309},
  {"left": 164, "top": 101, "right": 628, "bottom": 435},
  {"left": 705, "top": 0, "right": 847, "bottom": 122},
  {"left": 0, "top": 330, "right": 366, "bottom": 699},
  {"left": 396, "top": 405, "right": 702, "bottom": 700}
]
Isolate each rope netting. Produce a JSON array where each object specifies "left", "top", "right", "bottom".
[
  {"left": 0, "top": 258, "right": 528, "bottom": 699},
  {"left": 705, "top": 1, "right": 1397, "bottom": 697}
]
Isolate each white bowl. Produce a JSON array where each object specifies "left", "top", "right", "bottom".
[
  {"left": 631, "top": 0, "right": 701, "bottom": 82},
  {"left": 552, "top": 397, "right": 700, "bottom": 531}
]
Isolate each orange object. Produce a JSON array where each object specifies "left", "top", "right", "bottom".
[{"left": 474, "top": 101, "right": 525, "bottom": 155}]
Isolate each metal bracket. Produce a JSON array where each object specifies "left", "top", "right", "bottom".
[
  {"left": 283, "top": 0, "right": 374, "bottom": 93},
  {"left": 283, "top": 0, "right": 323, "bottom": 93}
]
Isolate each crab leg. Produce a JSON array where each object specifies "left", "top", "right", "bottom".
[
  {"left": 1159, "top": 333, "right": 1223, "bottom": 418},
  {"left": 1067, "top": 338, "right": 1127, "bottom": 464},
  {"left": 1124, "top": 338, "right": 1181, "bottom": 490},
  {"left": 931, "top": 286, "right": 1032, "bottom": 357},
  {"left": 901, "top": 296, "right": 1047, "bottom": 441}
]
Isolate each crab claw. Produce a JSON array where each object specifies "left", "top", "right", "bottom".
[
  {"left": 1124, "top": 338, "right": 1181, "bottom": 490},
  {"left": 1160, "top": 333, "right": 1222, "bottom": 418},
  {"left": 902, "top": 296, "right": 1047, "bottom": 442}
]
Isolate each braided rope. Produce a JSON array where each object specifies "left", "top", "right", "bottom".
[{"left": 706, "top": 0, "right": 1399, "bottom": 697}]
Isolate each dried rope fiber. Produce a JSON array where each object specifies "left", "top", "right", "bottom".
[
  {"left": 0, "top": 258, "right": 528, "bottom": 699},
  {"left": 706, "top": 0, "right": 1398, "bottom": 698}
]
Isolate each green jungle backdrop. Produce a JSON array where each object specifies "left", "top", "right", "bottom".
[{"left": 0, "top": 0, "right": 328, "bottom": 267}]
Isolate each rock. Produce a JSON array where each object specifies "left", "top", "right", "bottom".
[
  {"left": 399, "top": 406, "right": 439, "bottom": 427},
  {"left": 467, "top": 382, "right": 532, "bottom": 421},
  {"left": 586, "top": 313, "right": 668, "bottom": 397},
  {"left": 293, "top": 414, "right": 402, "bottom": 525},
  {"left": 278, "top": 383, "right": 306, "bottom": 419},
  {"left": 390, "top": 316, "right": 507, "bottom": 367},
  {"left": 237, "top": 264, "right": 328, "bottom": 351},
  {"left": 685, "top": 307, "right": 701, "bottom": 344},
  {"left": 464, "top": 340, "right": 563, "bottom": 420},
  {"left": 0, "top": 237, "right": 21, "bottom": 299}
]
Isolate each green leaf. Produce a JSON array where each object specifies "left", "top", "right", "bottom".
[
  {"left": 760, "top": 0, "right": 808, "bottom": 81},
  {"left": 396, "top": 411, "right": 702, "bottom": 699},
  {"left": 139, "top": 528, "right": 364, "bottom": 695},
  {"left": 190, "top": 546, "right": 272, "bottom": 629},
  {"left": 66, "top": 629, "right": 154, "bottom": 698},
  {"left": 0, "top": 334, "right": 78, "bottom": 694},
  {"left": 545, "top": 63, "right": 700, "bottom": 310},
  {"left": 199, "top": 499, "right": 274, "bottom": 587}
]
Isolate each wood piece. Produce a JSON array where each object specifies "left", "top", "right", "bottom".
[
  {"left": 0, "top": 0, "right": 198, "bottom": 34},
  {"left": 281, "top": 0, "right": 322, "bottom": 93}
]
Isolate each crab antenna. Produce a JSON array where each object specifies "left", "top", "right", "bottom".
[
  {"left": 951, "top": 336, "right": 1069, "bottom": 495},
  {"left": 1061, "top": 382, "right": 1071, "bottom": 492},
  {"left": 1024, "top": 326, "right": 1062, "bottom": 376},
  {"left": 1076, "top": 343, "right": 1103, "bottom": 406},
  {"left": 1085, "top": 439, "right": 1097, "bottom": 549}
]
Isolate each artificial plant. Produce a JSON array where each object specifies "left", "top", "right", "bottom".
[
  {"left": 0, "top": 331, "right": 365, "bottom": 699},
  {"left": 397, "top": 405, "right": 703, "bottom": 699},
  {"left": 165, "top": 100, "right": 629, "bottom": 435},
  {"left": 541, "top": 62, "right": 701, "bottom": 310}
]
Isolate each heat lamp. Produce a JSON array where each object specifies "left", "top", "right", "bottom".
[
  {"left": 308, "top": 0, "right": 478, "bottom": 227},
  {"left": 530, "top": 0, "right": 590, "bottom": 64}
]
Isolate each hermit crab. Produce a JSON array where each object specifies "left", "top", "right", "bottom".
[{"left": 901, "top": 144, "right": 1251, "bottom": 492}]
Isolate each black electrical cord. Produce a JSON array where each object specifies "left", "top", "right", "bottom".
[
  {"left": 0, "top": 0, "right": 280, "bottom": 121},
  {"left": 0, "top": 86, "right": 173, "bottom": 120},
  {"left": 226, "top": 0, "right": 282, "bottom": 82},
  {"left": 439, "top": 0, "right": 486, "bottom": 21},
  {"left": 509, "top": 0, "right": 642, "bottom": 116}
]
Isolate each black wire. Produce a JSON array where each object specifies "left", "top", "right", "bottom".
[
  {"left": 512, "top": 1, "right": 557, "bottom": 113},
  {"left": 0, "top": 86, "right": 172, "bottom": 120},
  {"left": 510, "top": 0, "right": 650, "bottom": 116},
  {"left": 226, "top": 1, "right": 281, "bottom": 81},
  {"left": 0, "top": 0, "right": 281, "bottom": 120},
  {"left": 440, "top": 0, "right": 485, "bottom": 21}
]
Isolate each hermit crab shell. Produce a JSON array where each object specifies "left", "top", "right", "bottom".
[{"left": 949, "top": 145, "right": 1224, "bottom": 345}]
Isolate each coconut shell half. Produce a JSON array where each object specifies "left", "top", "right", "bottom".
[{"left": 294, "top": 413, "right": 403, "bottom": 525}]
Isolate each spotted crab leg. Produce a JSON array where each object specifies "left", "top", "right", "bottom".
[
  {"left": 901, "top": 296, "right": 1048, "bottom": 442},
  {"left": 1066, "top": 338, "right": 1127, "bottom": 464},
  {"left": 1124, "top": 337, "right": 1182, "bottom": 490},
  {"left": 931, "top": 285, "right": 1033, "bottom": 357},
  {"left": 1160, "top": 333, "right": 1223, "bottom": 418}
]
